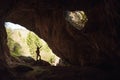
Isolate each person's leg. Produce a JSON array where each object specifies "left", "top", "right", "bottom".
[{"left": 36, "top": 55, "right": 38, "bottom": 61}]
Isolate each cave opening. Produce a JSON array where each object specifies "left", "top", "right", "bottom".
[
  {"left": 0, "top": 0, "right": 120, "bottom": 79},
  {"left": 65, "top": 10, "right": 88, "bottom": 30},
  {"left": 5, "top": 22, "right": 60, "bottom": 66}
]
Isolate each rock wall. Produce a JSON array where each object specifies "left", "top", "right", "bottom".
[
  {"left": 0, "top": 0, "right": 120, "bottom": 67},
  {"left": 0, "top": 0, "right": 16, "bottom": 66}
]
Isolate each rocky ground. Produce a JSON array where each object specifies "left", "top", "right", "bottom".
[{"left": 1, "top": 58, "right": 120, "bottom": 80}]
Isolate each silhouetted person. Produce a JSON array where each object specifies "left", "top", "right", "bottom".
[{"left": 36, "top": 46, "right": 42, "bottom": 61}]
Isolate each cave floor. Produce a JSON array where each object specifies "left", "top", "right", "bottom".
[
  {"left": 9, "top": 64, "right": 113, "bottom": 80},
  {"left": 1, "top": 58, "right": 119, "bottom": 80}
]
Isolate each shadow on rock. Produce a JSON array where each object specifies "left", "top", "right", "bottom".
[{"left": 33, "top": 60, "right": 51, "bottom": 66}]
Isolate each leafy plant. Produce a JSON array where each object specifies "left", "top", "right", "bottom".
[{"left": 6, "top": 27, "right": 59, "bottom": 65}]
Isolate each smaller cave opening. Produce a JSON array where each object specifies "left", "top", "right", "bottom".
[
  {"left": 5, "top": 22, "right": 60, "bottom": 66},
  {"left": 65, "top": 10, "right": 88, "bottom": 30}
]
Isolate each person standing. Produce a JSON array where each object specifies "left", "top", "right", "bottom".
[{"left": 36, "top": 46, "right": 42, "bottom": 61}]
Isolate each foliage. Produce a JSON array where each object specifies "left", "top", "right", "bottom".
[
  {"left": 6, "top": 28, "right": 59, "bottom": 65},
  {"left": 26, "top": 32, "right": 41, "bottom": 59},
  {"left": 6, "top": 29, "right": 22, "bottom": 57},
  {"left": 65, "top": 11, "right": 88, "bottom": 30},
  {"left": 26, "top": 32, "right": 56, "bottom": 63}
]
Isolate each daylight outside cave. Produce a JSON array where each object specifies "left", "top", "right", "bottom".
[
  {"left": 5, "top": 22, "right": 60, "bottom": 66},
  {"left": 65, "top": 11, "right": 88, "bottom": 30}
]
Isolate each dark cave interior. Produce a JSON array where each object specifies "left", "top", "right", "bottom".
[{"left": 0, "top": 0, "right": 120, "bottom": 80}]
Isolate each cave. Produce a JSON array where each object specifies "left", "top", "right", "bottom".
[{"left": 0, "top": 0, "right": 120, "bottom": 80}]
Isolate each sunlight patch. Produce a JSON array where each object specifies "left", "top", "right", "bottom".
[
  {"left": 65, "top": 11, "right": 88, "bottom": 30},
  {"left": 5, "top": 22, "right": 60, "bottom": 66},
  {"left": 5, "top": 22, "right": 27, "bottom": 30}
]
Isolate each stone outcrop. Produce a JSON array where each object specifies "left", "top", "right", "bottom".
[{"left": 0, "top": 0, "right": 120, "bottom": 79}]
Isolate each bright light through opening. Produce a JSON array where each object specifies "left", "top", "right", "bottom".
[
  {"left": 5, "top": 22, "right": 60, "bottom": 66},
  {"left": 5, "top": 22, "right": 27, "bottom": 30}
]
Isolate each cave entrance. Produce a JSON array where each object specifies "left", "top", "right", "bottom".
[
  {"left": 5, "top": 22, "right": 60, "bottom": 66},
  {"left": 65, "top": 11, "right": 88, "bottom": 30}
]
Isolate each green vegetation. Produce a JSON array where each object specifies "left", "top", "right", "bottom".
[
  {"left": 6, "top": 27, "right": 59, "bottom": 65},
  {"left": 6, "top": 29, "right": 22, "bottom": 57},
  {"left": 65, "top": 11, "right": 88, "bottom": 30},
  {"left": 26, "top": 32, "right": 55, "bottom": 62},
  {"left": 26, "top": 32, "right": 39, "bottom": 59}
]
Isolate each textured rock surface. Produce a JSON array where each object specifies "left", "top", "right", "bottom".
[
  {"left": 0, "top": 0, "right": 120, "bottom": 79},
  {"left": 7, "top": 0, "right": 118, "bottom": 66},
  {"left": 5, "top": 0, "right": 120, "bottom": 67}
]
